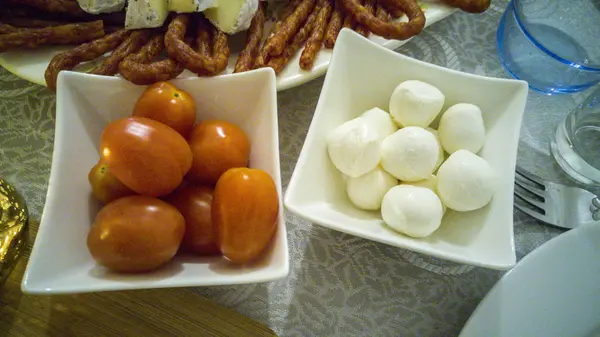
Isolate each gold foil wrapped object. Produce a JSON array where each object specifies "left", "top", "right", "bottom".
[{"left": 0, "top": 178, "right": 28, "bottom": 286}]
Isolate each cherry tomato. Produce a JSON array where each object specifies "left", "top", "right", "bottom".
[
  {"left": 165, "top": 185, "right": 220, "bottom": 256},
  {"left": 101, "top": 117, "right": 192, "bottom": 197},
  {"left": 212, "top": 168, "right": 279, "bottom": 263},
  {"left": 87, "top": 196, "right": 185, "bottom": 273},
  {"left": 132, "top": 82, "right": 197, "bottom": 138},
  {"left": 88, "top": 160, "right": 135, "bottom": 205},
  {"left": 187, "top": 120, "right": 251, "bottom": 186}
]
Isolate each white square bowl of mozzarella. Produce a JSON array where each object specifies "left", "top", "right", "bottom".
[{"left": 284, "top": 29, "right": 528, "bottom": 270}]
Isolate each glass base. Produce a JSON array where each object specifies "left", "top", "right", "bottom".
[{"left": 551, "top": 122, "right": 600, "bottom": 186}]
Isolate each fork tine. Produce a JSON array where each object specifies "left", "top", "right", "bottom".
[
  {"left": 514, "top": 194, "right": 551, "bottom": 223},
  {"left": 515, "top": 173, "right": 545, "bottom": 198},
  {"left": 593, "top": 197, "right": 600, "bottom": 209},
  {"left": 514, "top": 183, "right": 545, "bottom": 209},
  {"left": 515, "top": 167, "right": 546, "bottom": 188}
]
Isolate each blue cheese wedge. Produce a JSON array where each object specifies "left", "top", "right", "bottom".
[
  {"left": 77, "top": 0, "right": 126, "bottom": 14},
  {"left": 203, "top": 0, "right": 260, "bottom": 35},
  {"left": 125, "top": 0, "right": 169, "bottom": 30},
  {"left": 167, "top": 0, "right": 218, "bottom": 13}
]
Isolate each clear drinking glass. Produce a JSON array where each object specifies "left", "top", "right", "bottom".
[
  {"left": 496, "top": 0, "right": 600, "bottom": 94},
  {"left": 551, "top": 87, "right": 600, "bottom": 186}
]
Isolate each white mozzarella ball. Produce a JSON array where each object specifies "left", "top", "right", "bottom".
[
  {"left": 389, "top": 80, "right": 445, "bottom": 128},
  {"left": 381, "top": 127, "right": 440, "bottom": 182},
  {"left": 346, "top": 166, "right": 398, "bottom": 210},
  {"left": 381, "top": 185, "right": 444, "bottom": 238},
  {"left": 436, "top": 150, "right": 495, "bottom": 212},
  {"left": 327, "top": 118, "right": 381, "bottom": 178},
  {"left": 425, "top": 127, "right": 445, "bottom": 171},
  {"left": 438, "top": 103, "right": 486, "bottom": 154},
  {"left": 360, "top": 107, "right": 398, "bottom": 139},
  {"left": 403, "top": 175, "right": 447, "bottom": 213},
  {"left": 405, "top": 174, "right": 437, "bottom": 192}
]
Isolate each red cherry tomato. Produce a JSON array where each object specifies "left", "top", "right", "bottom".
[
  {"left": 100, "top": 117, "right": 192, "bottom": 197},
  {"left": 132, "top": 82, "right": 197, "bottom": 138},
  {"left": 186, "top": 120, "right": 251, "bottom": 186},
  {"left": 166, "top": 185, "right": 220, "bottom": 256},
  {"left": 212, "top": 168, "right": 279, "bottom": 263},
  {"left": 88, "top": 160, "right": 135, "bottom": 205},
  {"left": 87, "top": 196, "right": 185, "bottom": 273}
]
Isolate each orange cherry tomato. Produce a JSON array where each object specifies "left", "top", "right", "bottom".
[
  {"left": 165, "top": 185, "right": 220, "bottom": 256},
  {"left": 212, "top": 168, "right": 279, "bottom": 263},
  {"left": 187, "top": 120, "right": 251, "bottom": 186},
  {"left": 132, "top": 82, "right": 197, "bottom": 138},
  {"left": 88, "top": 160, "right": 135, "bottom": 205},
  {"left": 87, "top": 196, "right": 185, "bottom": 273},
  {"left": 100, "top": 117, "right": 192, "bottom": 197}
]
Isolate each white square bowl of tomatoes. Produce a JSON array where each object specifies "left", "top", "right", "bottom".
[{"left": 22, "top": 68, "right": 289, "bottom": 294}]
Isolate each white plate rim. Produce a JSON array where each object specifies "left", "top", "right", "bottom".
[{"left": 459, "top": 223, "right": 600, "bottom": 336}]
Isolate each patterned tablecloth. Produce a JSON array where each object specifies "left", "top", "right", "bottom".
[{"left": 0, "top": 1, "right": 572, "bottom": 335}]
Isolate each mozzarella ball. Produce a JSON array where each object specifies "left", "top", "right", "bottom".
[
  {"left": 381, "top": 127, "right": 440, "bottom": 182},
  {"left": 389, "top": 80, "right": 445, "bottom": 128},
  {"left": 436, "top": 150, "right": 495, "bottom": 212},
  {"left": 381, "top": 185, "right": 444, "bottom": 238},
  {"left": 346, "top": 166, "right": 398, "bottom": 210},
  {"left": 360, "top": 107, "right": 398, "bottom": 139},
  {"left": 405, "top": 174, "right": 437, "bottom": 192},
  {"left": 327, "top": 118, "right": 381, "bottom": 178},
  {"left": 425, "top": 127, "right": 445, "bottom": 171},
  {"left": 438, "top": 103, "right": 486, "bottom": 154},
  {"left": 403, "top": 175, "right": 447, "bottom": 213}
]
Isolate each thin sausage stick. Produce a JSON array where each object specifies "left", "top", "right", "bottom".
[
  {"left": 234, "top": 2, "right": 266, "bottom": 73},
  {"left": 324, "top": 0, "right": 344, "bottom": 48},
  {"left": 265, "top": 0, "right": 316, "bottom": 57},
  {"left": 299, "top": 0, "right": 333, "bottom": 70}
]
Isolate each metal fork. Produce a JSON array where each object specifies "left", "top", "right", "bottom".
[{"left": 514, "top": 167, "right": 600, "bottom": 229}]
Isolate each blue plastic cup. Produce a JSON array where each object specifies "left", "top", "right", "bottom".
[{"left": 497, "top": 0, "right": 600, "bottom": 94}]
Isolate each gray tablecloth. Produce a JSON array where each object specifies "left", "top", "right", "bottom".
[{"left": 0, "top": 1, "right": 568, "bottom": 335}]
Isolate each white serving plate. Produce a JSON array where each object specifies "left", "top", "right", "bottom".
[
  {"left": 22, "top": 68, "right": 289, "bottom": 294},
  {"left": 284, "top": 29, "right": 529, "bottom": 270},
  {"left": 0, "top": 1, "right": 456, "bottom": 91},
  {"left": 460, "top": 223, "right": 600, "bottom": 337}
]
